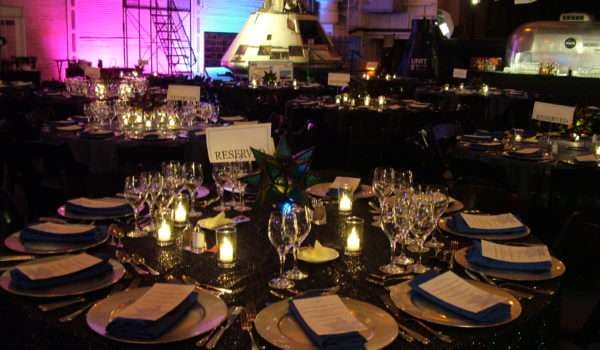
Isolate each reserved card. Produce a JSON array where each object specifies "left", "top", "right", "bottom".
[
  {"left": 460, "top": 213, "right": 523, "bottom": 230},
  {"left": 327, "top": 73, "right": 351, "bottom": 87},
  {"left": 27, "top": 222, "right": 95, "bottom": 235},
  {"left": 68, "top": 197, "right": 128, "bottom": 208},
  {"left": 166, "top": 85, "right": 200, "bottom": 102},
  {"left": 329, "top": 177, "right": 361, "bottom": 192},
  {"left": 452, "top": 68, "right": 468, "bottom": 79},
  {"left": 291, "top": 295, "right": 366, "bottom": 335},
  {"left": 481, "top": 240, "right": 551, "bottom": 263},
  {"left": 115, "top": 284, "right": 195, "bottom": 321},
  {"left": 16, "top": 253, "right": 102, "bottom": 280},
  {"left": 532, "top": 101, "right": 575, "bottom": 127},
  {"left": 205, "top": 123, "right": 274, "bottom": 163},
  {"left": 419, "top": 271, "right": 507, "bottom": 313}
]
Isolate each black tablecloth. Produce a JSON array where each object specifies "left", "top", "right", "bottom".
[{"left": 0, "top": 185, "right": 561, "bottom": 349}]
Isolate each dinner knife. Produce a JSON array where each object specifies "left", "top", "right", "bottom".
[
  {"left": 379, "top": 294, "right": 431, "bottom": 345},
  {"left": 204, "top": 306, "right": 244, "bottom": 349},
  {"left": 39, "top": 296, "right": 86, "bottom": 312},
  {"left": 182, "top": 274, "right": 233, "bottom": 295},
  {"left": 0, "top": 255, "right": 36, "bottom": 263}
]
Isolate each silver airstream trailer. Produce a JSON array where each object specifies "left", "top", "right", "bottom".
[
  {"left": 220, "top": 0, "right": 341, "bottom": 72},
  {"left": 504, "top": 14, "right": 600, "bottom": 77}
]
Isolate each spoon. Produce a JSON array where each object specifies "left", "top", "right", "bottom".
[{"left": 130, "top": 253, "right": 160, "bottom": 276}]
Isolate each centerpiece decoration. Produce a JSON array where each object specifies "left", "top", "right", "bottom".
[
  {"left": 262, "top": 70, "right": 278, "bottom": 87},
  {"left": 243, "top": 136, "right": 318, "bottom": 206}
]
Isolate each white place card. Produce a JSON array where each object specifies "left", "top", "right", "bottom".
[
  {"left": 327, "top": 72, "right": 351, "bottom": 87},
  {"left": 532, "top": 101, "right": 575, "bottom": 127},
  {"left": 481, "top": 240, "right": 551, "bottom": 263},
  {"left": 115, "top": 284, "right": 195, "bottom": 321},
  {"left": 575, "top": 154, "right": 597, "bottom": 162},
  {"left": 291, "top": 295, "right": 367, "bottom": 335},
  {"left": 452, "top": 68, "right": 468, "bottom": 79},
  {"left": 205, "top": 123, "right": 274, "bottom": 163},
  {"left": 16, "top": 253, "right": 102, "bottom": 280},
  {"left": 419, "top": 271, "right": 507, "bottom": 313},
  {"left": 27, "top": 222, "right": 95, "bottom": 235},
  {"left": 460, "top": 213, "right": 523, "bottom": 230},
  {"left": 329, "top": 177, "right": 361, "bottom": 193},
  {"left": 68, "top": 197, "right": 128, "bottom": 208},
  {"left": 513, "top": 147, "right": 540, "bottom": 155},
  {"left": 166, "top": 85, "right": 201, "bottom": 102}
]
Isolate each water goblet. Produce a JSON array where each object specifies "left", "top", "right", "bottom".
[
  {"left": 268, "top": 210, "right": 295, "bottom": 290},
  {"left": 211, "top": 163, "right": 231, "bottom": 212},
  {"left": 392, "top": 195, "right": 415, "bottom": 266},
  {"left": 233, "top": 162, "right": 253, "bottom": 212},
  {"left": 378, "top": 198, "right": 405, "bottom": 274},
  {"left": 285, "top": 205, "right": 312, "bottom": 280},
  {"left": 372, "top": 167, "right": 395, "bottom": 210},
  {"left": 425, "top": 185, "right": 449, "bottom": 249},
  {"left": 124, "top": 175, "right": 147, "bottom": 238},
  {"left": 182, "top": 162, "right": 204, "bottom": 217},
  {"left": 410, "top": 193, "right": 436, "bottom": 273}
]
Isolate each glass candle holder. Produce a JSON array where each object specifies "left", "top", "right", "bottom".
[
  {"left": 335, "top": 95, "right": 341, "bottom": 105},
  {"left": 481, "top": 84, "right": 489, "bottom": 95},
  {"left": 364, "top": 95, "right": 371, "bottom": 107},
  {"left": 216, "top": 224, "right": 237, "bottom": 268},
  {"left": 342, "top": 93, "right": 349, "bottom": 104},
  {"left": 292, "top": 79, "right": 298, "bottom": 90},
  {"left": 343, "top": 216, "right": 363, "bottom": 256},
  {"left": 251, "top": 79, "right": 258, "bottom": 89},
  {"left": 595, "top": 143, "right": 600, "bottom": 160},
  {"left": 378, "top": 95, "right": 386, "bottom": 108},
  {"left": 172, "top": 193, "right": 189, "bottom": 227},
  {"left": 338, "top": 184, "right": 354, "bottom": 213},
  {"left": 385, "top": 74, "right": 391, "bottom": 81},
  {"left": 155, "top": 212, "right": 174, "bottom": 247}
]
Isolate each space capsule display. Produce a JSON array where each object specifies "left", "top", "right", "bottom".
[
  {"left": 504, "top": 15, "right": 600, "bottom": 78},
  {"left": 220, "top": 0, "right": 341, "bottom": 72}
]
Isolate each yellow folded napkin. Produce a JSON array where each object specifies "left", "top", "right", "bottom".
[
  {"left": 198, "top": 212, "right": 233, "bottom": 230},
  {"left": 523, "top": 136, "right": 538, "bottom": 143},
  {"left": 300, "top": 240, "right": 336, "bottom": 260}
]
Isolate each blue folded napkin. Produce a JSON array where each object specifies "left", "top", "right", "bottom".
[
  {"left": 467, "top": 241, "right": 552, "bottom": 272},
  {"left": 288, "top": 296, "right": 366, "bottom": 350},
  {"left": 65, "top": 200, "right": 132, "bottom": 217},
  {"left": 20, "top": 225, "right": 107, "bottom": 244},
  {"left": 10, "top": 255, "right": 113, "bottom": 290},
  {"left": 411, "top": 271, "right": 511, "bottom": 323},
  {"left": 448, "top": 214, "right": 526, "bottom": 235},
  {"left": 106, "top": 292, "right": 198, "bottom": 340}
]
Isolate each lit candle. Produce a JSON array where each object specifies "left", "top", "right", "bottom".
[
  {"left": 515, "top": 134, "right": 522, "bottom": 143},
  {"left": 459, "top": 83, "right": 465, "bottom": 90},
  {"left": 219, "top": 237, "right": 234, "bottom": 263},
  {"left": 364, "top": 95, "right": 371, "bottom": 107},
  {"left": 346, "top": 227, "right": 360, "bottom": 252},
  {"left": 168, "top": 117, "right": 176, "bottom": 128},
  {"left": 443, "top": 84, "right": 450, "bottom": 91},
  {"left": 362, "top": 73, "right": 367, "bottom": 79},
  {"left": 378, "top": 95, "right": 386, "bottom": 107},
  {"left": 385, "top": 74, "right": 391, "bottom": 81},
  {"left": 482, "top": 84, "right": 489, "bottom": 94},
  {"left": 251, "top": 79, "right": 257, "bottom": 89},
  {"left": 292, "top": 79, "right": 298, "bottom": 89},
  {"left": 157, "top": 219, "right": 172, "bottom": 242},
  {"left": 335, "top": 95, "right": 341, "bottom": 104},
  {"left": 174, "top": 201, "right": 187, "bottom": 223},
  {"left": 392, "top": 74, "right": 397, "bottom": 79},
  {"left": 144, "top": 118, "right": 152, "bottom": 129},
  {"left": 342, "top": 94, "right": 349, "bottom": 103},
  {"left": 573, "top": 133, "right": 581, "bottom": 142},
  {"left": 339, "top": 194, "right": 352, "bottom": 212},
  {"left": 351, "top": 98, "right": 356, "bottom": 107},
  {"left": 595, "top": 144, "right": 600, "bottom": 158}
]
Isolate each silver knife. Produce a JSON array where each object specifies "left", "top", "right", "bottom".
[
  {"left": 182, "top": 274, "right": 233, "bottom": 295},
  {"left": 39, "top": 296, "right": 86, "bottom": 312},
  {"left": 204, "top": 306, "right": 244, "bottom": 349},
  {"left": 380, "top": 294, "right": 431, "bottom": 345},
  {"left": 0, "top": 255, "right": 36, "bottom": 263}
]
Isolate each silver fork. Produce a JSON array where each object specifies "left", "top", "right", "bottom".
[{"left": 241, "top": 304, "right": 261, "bottom": 350}]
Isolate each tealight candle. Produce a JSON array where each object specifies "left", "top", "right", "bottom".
[
  {"left": 595, "top": 144, "right": 600, "bottom": 159},
  {"left": 338, "top": 184, "right": 353, "bottom": 212},
  {"left": 385, "top": 74, "right": 391, "bottom": 81},
  {"left": 443, "top": 84, "right": 450, "bottom": 91},
  {"left": 342, "top": 94, "right": 349, "bottom": 103},
  {"left": 378, "top": 95, "right": 386, "bottom": 107},
  {"left": 156, "top": 218, "right": 173, "bottom": 247},
  {"left": 351, "top": 98, "right": 356, "bottom": 107},
  {"left": 292, "top": 79, "right": 298, "bottom": 89},
  {"left": 216, "top": 225, "right": 237, "bottom": 268},
  {"left": 251, "top": 79, "right": 257, "bottom": 89},
  {"left": 172, "top": 194, "right": 189, "bottom": 227},
  {"left": 335, "top": 95, "right": 341, "bottom": 105},
  {"left": 482, "top": 84, "right": 489, "bottom": 95},
  {"left": 343, "top": 216, "right": 363, "bottom": 256},
  {"left": 515, "top": 134, "right": 522, "bottom": 143},
  {"left": 459, "top": 83, "right": 465, "bottom": 90},
  {"left": 174, "top": 201, "right": 187, "bottom": 223},
  {"left": 364, "top": 95, "right": 371, "bottom": 107}
]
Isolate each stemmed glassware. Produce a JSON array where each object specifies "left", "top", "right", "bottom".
[
  {"left": 392, "top": 195, "right": 415, "bottom": 266},
  {"left": 410, "top": 191, "right": 436, "bottom": 273},
  {"left": 232, "top": 162, "right": 253, "bottom": 212},
  {"left": 211, "top": 163, "right": 231, "bottom": 212},
  {"left": 268, "top": 210, "right": 295, "bottom": 290},
  {"left": 182, "top": 162, "right": 204, "bottom": 217},
  {"left": 425, "top": 185, "right": 449, "bottom": 249},
  {"left": 285, "top": 205, "right": 313, "bottom": 280},
  {"left": 379, "top": 198, "right": 405, "bottom": 274},
  {"left": 372, "top": 167, "right": 395, "bottom": 210},
  {"left": 142, "top": 172, "right": 164, "bottom": 231},
  {"left": 124, "top": 175, "right": 147, "bottom": 238}
]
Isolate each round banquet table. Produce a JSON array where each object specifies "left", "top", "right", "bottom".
[{"left": 0, "top": 177, "right": 561, "bottom": 349}]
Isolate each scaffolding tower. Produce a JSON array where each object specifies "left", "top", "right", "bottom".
[{"left": 123, "top": 0, "right": 196, "bottom": 76}]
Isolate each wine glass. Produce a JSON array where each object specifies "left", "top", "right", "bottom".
[
  {"left": 124, "top": 175, "right": 146, "bottom": 238},
  {"left": 425, "top": 185, "right": 449, "bottom": 249},
  {"left": 233, "top": 162, "right": 253, "bottom": 212},
  {"left": 211, "top": 163, "right": 230, "bottom": 212},
  {"left": 268, "top": 210, "right": 295, "bottom": 290},
  {"left": 182, "top": 162, "right": 204, "bottom": 217},
  {"left": 410, "top": 192, "right": 436, "bottom": 273},
  {"left": 372, "top": 167, "right": 395, "bottom": 210},
  {"left": 392, "top": 195, "right": 415, "bottom": 266},
  {"left": 393, "top": 170, "right": 413, "bottom": 199},
  {"left": 379, "top": 198, "right": 405, "bottom": 274},
  {"left": 285, "top": 205, "right": 313, "bottom": 280},
  {"left": 143, "top": 172, "right": 164, "bottom": 230}
]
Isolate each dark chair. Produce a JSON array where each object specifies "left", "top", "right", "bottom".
[{"left": 553, "top": 211, "right": 600, "bottom": 349}]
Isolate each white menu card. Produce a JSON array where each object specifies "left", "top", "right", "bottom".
[
  {"left": 419, "top": 271, "right": 507, "bottom": 313},
  {"left": 291, "top": 295, "right": 366, "bottom": 335},
  {"left": 205, "top": 123, "right": 274, "bottom": 163},
  {"left": 27, "top": 222, "right": 95, "bottom": 235},
  {"left": 460, "top": 213, "right": 523, "bottom": 230},
  {"left": 481, "top": 240, "right": 551, "bottom": 263},
  {"left": 329, "top": 177, "right": 361, "bottom": 193},
  {"left": 115, "top": 284, "right": 195, "bottom": 321},
  {"left": 532, "top": 101, "right": 575, "bottom": 127},
  {"left": 16, "top": 253, "right": 102, "bottom": 280}
]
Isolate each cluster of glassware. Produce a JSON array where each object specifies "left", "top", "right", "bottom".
[
  {"left": 372, "top": 167, "right": 450, "bottom": 275},
  {"left": 267, "top": 204, "right": 313, "bottom": 290},
  {"left": 334, "top": 93, "right": 387, "bottom": 109},
  {"left": 65, "top": 75, "right": 148, "bottom": 99},
  {"left": 210, "top": 162, "right": 254, "bottom": 213},
  {"left": 122, "top": 161, "right": 204, "bottom": 245}
]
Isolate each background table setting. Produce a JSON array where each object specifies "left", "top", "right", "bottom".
[{"left": 0, "top": 163, "right": 565, "bottom": 349}]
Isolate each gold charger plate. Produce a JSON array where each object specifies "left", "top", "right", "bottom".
[
  {"left": 254, "top": 298, "right": 398, "bottom": 350},
  {"left": 454, "top": 247, "right": 566, "bottom": 281},
  {"left": 389, "top": 280, "right": 521, "bottom": 328},
  {"left": 86, "top": 287, "right": 227, "bottom": 345},
  {"left": 4, "top": 231, "right": 109, "bottom": 255},
  {"left": 0, "top": 257, "right": 125, "bottom": 298},
  {"left": 439, "top": 217, "right": 530, "bottom": 241},
  {"left": 306, "top": 183, "right": 374, "bottom": 199}
]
